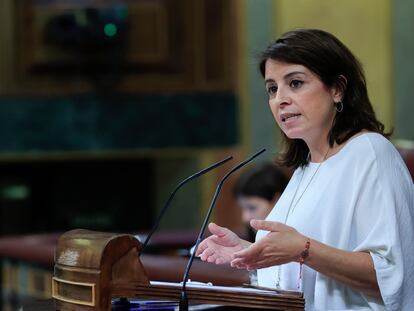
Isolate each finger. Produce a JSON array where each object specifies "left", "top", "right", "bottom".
[
  {"left": 230, "top": 257, "right": 245, "bottom": 267},
  {"left": 230, "top": 259, "right": 248, "bottom": 270},
  {"left": 199, "top": 248, "right": 215, "bottom": 262},
  {"left": 215, "top": 257, "right": 227, "bottom": 265},
  {"left": 208, "top": 222, "right": 229, "bottom": 238},
  {"left": 245, "top": 259, "right": 274, "bottom": 270},
  {"left": 231, "top": 255, "right": 256, "bottom": 268},
  {"left": 233, "top": 258, "right": 265, "bottom": 271},
  {"left": 195, "top": 237, "right": 213, "bottom": 256},
  {"left": 207, "top": 254, "right": 219, "bottom": 263},
  {"left": 233, "top": 243, "right": 259, "bottom": 260},
  {"left": 195, "top": 241, "right": 207, "bottom": 256},
  {"left": 198, "top": 248, "right": 213, "bottom": 261},
  {"left": 250, "top": 219, "right": 283, "bottom": 232},
  {"left": 198, "top": 250, "right": 207, "bottom": 261},
  {"left": 233, "top": 264, "right": 248, "bottom": 270},
  {"left": 206, "top": 251, "right": 226, "bottom": 264}
]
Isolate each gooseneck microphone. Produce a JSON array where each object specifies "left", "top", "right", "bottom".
[
  {"left": 139, "top": 155, "right": 233, "bottom": 255},
  {"left": 179, "top": 148, "right": 266, "bottom": 311}
]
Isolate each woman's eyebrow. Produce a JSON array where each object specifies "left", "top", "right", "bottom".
[
  {"left": 264, "top": 71, "right": 306, "bottom": 85},
  {"left": 284, "top": 71, "right": 306, "bottom": 79}
]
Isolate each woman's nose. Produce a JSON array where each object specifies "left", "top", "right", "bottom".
[
  {"left": 275, "top": 88, "right": 291, "bottom": 106},
  {"left": 242, "top": 211, "right": 253, "bottom": 224}
]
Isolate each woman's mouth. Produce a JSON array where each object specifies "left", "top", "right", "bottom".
[{"left": 281, "top": 113, "right": 301, "bottom": 122}]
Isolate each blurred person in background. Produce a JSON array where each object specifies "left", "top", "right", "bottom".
[{"left": 233, "top": 162, "right": 288, "bottom": 242}]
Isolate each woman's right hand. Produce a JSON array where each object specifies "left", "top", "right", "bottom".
[{"left": 195, "top": 222, "right": 250, "bottom": 265}]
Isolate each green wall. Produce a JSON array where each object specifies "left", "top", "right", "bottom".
[
  {"left": 274, "top": 0, "right": 393, "bottom": 132},
  {"left": 241, "top": 0, "right": 278, "bottom": 160},
  {"left": 394, "top": 0, "right": 414, "bottom": 140}
]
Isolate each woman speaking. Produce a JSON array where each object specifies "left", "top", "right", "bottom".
[{"left": 196, "top": 29, "right": 414, "bottom": 310}]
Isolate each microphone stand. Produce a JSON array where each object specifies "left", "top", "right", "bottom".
[
  {"left": 179, "top": 148, "right": 266, "bottom": 311},
  {"left": 139, "top": 155, "right": 233, "bottom": 255}
]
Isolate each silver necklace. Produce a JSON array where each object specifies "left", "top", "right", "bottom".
[{"left": 275, "top": 148, "right": 330, "bottom": 289}]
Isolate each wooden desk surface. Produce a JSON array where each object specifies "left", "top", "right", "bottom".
[{"left": 20, "top": 300, "right": 255, "bottom": 310}]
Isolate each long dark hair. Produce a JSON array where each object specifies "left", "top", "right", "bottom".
[{"left": 259, "top": 29, "right": 390, "bottom": 168}]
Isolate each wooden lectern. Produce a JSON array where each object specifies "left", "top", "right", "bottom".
[{"left": 52, "top": 229, "right": 305, "bottom": 310}]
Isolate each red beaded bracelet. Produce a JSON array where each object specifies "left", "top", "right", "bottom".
[
  {"left": 297, "top": 238, "right": 311, "bottom": 289},
  {"left": 300, "top": 238, "right": 311, "bottom": 263}
]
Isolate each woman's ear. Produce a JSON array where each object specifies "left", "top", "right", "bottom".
[{"left": 332, "top": 75, "right": 347, "bottom": 102}]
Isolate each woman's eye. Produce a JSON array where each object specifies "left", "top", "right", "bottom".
[
  {"left": 290, "top": 80, "right": 303, "bottom": 88},
  {"left": 247, "top": 205, "right": 257, "bottom": 212},
  {"left": 267, "top": 85, "right": 278, "bottom": 95}
]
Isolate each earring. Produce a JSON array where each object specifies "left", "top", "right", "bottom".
[{"left": 335, "top": 101, "right": 343, "bottom": 113}]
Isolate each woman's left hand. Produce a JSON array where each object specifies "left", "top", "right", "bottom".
[{"left": 230, "top": 219, "right": 307, "bottom": 270}]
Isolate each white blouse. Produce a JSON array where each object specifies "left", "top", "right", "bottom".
[{"left": 256, "top": 133, "right": 414, "bottom": 310}]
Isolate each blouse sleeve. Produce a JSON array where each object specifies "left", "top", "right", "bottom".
[{"left": 352, "top": 137, "right": 414, "bottom": 310}]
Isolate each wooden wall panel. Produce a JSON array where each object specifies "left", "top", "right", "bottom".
[{"left": 1, "top": 0, "right": 237, "bottom": 94}]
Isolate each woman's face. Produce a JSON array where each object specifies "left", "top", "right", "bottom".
[
  {"left": 264, "top": 59, "right": 341, "bottom": 147},
  {"left": 237, "top": 196, "right": 277, "bottom": 225}
]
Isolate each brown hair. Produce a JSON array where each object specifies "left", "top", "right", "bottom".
[{"left": 259, "top": 29, "right": 390, "bottom": 168}]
